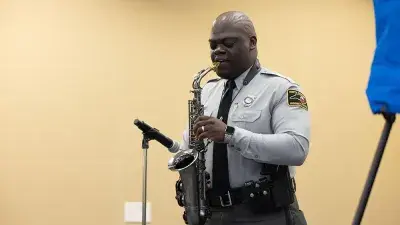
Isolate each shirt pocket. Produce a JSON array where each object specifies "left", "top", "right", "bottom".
[{"left": 231, "top": 110, "right": 262, "bottom": 131}]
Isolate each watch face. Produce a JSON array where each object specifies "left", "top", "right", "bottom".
[{"left": 226, "top": 126, "right": 235, "bottom": 134}]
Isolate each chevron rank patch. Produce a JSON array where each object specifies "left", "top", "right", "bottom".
[{"left": 287, "top": 90, "right": 308, "bottom": 110}]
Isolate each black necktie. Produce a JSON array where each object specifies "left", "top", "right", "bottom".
[{"left": 212, "top": 79, "right": 236, "bottom": 195}]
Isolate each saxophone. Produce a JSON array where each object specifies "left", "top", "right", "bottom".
[{"left": 167, "top": 62, "right": 220, "bottom": 225}]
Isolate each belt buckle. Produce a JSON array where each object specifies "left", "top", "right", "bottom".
[{"left": 219, "top": 191, "right": 233, "bottom": 207}]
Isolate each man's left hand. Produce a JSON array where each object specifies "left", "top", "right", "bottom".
[{"left": 193, "top": 116, "right": 226, "bottom": 142}]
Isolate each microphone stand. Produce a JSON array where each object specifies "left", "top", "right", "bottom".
[
  {"left": 139, "top": 130, "right": 158, "bottom": 225},
  {"left": 352, "top": 112, "right": 396, "bottom": 225}
]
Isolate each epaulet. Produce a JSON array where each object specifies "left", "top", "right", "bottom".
[
  {"left": 261, "top": 69, "right": 297, "bottom": 84},
  {"left": 206, "top": 78, "right": 221, "bottom": 84}
]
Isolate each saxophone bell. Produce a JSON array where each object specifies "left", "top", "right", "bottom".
[{"left": 168, "top": 149, "right": 199, "bottom": 172}]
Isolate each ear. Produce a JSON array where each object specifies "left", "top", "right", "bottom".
[{"left": 249, "top": 36, "right": 257, "bottom": 50}]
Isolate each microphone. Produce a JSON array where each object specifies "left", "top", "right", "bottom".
[{"left": 133, "top": 119, "right": 180, "bottom": 153}]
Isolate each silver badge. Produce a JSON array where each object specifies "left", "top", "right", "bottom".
[{"left": 243, "top": 96, "right": 256, "bottom": 107}]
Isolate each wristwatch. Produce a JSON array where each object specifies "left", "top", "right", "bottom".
[{"left": 224, "top": 125, "right": 235, "bottom": 143}]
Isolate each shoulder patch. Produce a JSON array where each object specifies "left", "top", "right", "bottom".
[
  {"left": 287, "top": 89, "right": 308, "bottom": 110},
  {"left": 206, "top": 78, "right": 221, "bottom": 83}
]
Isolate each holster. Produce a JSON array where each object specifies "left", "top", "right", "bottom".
[{"left": 242, "top": 164, "right": 295, "bottom": 214}]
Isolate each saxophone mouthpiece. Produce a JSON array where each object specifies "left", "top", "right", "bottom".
[{"left": 212, "top": 62, "right": 220, "bottom": 71}]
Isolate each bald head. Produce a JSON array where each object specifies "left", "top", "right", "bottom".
[
  {"left": 213, "top": 11, "right": 257, "bottom": 39},
  {"left": 209, "top": 11, "right": 258, "bottom": 79}
]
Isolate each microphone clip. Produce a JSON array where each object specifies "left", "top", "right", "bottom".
[{"left": 140, "top": 128, "right": 160, "bottom": 149}]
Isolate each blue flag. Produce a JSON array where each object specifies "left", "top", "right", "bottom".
[{"left": 366, "top": 0, "right": 400, "bottom": 114}]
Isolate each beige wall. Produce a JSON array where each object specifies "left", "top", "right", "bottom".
[{"left": 1, "top": 0, "right": 399, "bottom": 225}]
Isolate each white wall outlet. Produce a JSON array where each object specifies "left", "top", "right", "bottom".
[{"left": 124, "top": 202, "right": 151, "bottom": 223}]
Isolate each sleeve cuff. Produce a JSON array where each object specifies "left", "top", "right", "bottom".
[{"left": 229, "top": 126, "right": 252, "bottom": 154}]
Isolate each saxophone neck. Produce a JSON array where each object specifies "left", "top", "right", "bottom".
[{"left": 193, "top": 62, "right": 220, "bottom": 89}]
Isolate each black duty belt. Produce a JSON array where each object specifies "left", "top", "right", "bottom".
[
  {"left": 207, "top": 178, "right": 296, "bottom": 208},
  {"left": 207, "top": 187, "right": 244, "bottom": 207}
]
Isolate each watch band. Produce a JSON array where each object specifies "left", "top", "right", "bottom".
[{"left": 224, "top": 126, "right": 235, "bottom": 143}]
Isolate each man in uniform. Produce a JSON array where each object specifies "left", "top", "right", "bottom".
[{"left": 177, "top": 11, "right": 310, "bottom": 225}]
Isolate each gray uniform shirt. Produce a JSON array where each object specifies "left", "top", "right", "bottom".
[{"left": 178, "top": 65, "right": 311, "bottom": 189}]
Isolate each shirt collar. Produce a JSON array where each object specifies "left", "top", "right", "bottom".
[{"left": 231, "top": 66, "right": 252, "bottom": 90}]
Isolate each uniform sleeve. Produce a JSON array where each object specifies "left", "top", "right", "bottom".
[{"left": 228, "top": 84, "right": 311, "bottom": 166}]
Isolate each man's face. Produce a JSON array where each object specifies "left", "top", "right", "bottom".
[{"left": 209, "top": 21, "right": 254, "bottom": 79}]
